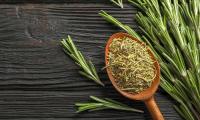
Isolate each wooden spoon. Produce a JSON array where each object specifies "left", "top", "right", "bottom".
[{"left": 105, "top": 32, "right": 164, "bottom": 120}]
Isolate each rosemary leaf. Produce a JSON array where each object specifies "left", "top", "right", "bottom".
[
  {"left": 61, "top": 35, "right": 104, "bottom": 86},
  {"left": 99, "top": 10, "right": 141, "bottom": 40},
  {"left": 110, "top": 0, "right": 124, "bottom": 8},
  {"left": 75, "top": 96, "right": 144, "bottom": 113}
]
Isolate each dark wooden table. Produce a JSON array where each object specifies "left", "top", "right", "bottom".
[{"left": 0, "top": 1, "right": 182, "bottom": 120}]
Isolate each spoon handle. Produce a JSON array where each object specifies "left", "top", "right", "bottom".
[{"left": 144, "top": 97, "right": 164, "bottom": 120}]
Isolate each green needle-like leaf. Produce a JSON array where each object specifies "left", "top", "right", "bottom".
[
  {"left": 75, "top": 96, "right": 144, "bottom": 113},
  {"left": 61, "top": 36, "right": 104, "bottom": 86},
  {"left": 110, "top": 0, "right": 124, "bottom": 8}
]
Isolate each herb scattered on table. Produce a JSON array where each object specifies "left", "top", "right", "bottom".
[
  {"left": 101, "top": 0, "right": 200, "bottom": 119},
  {"left": 61, "top": 35, "right": 104, "bottom": 86},
  {"left": 75, "top": 96, "right": 143, "bottom": 113},
  {"left": 108, "top": 37, "right": 156, "bottom": 93}
]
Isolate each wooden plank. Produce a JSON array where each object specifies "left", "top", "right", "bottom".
[
  {"left": 0, "top": 0, "right": 109, "bottom": 3},
  {"left": 0, "top": 3, "right": 181, "bottom": 120}
]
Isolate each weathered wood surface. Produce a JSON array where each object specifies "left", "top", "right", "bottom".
[{"left": 0, "top": 2, "right": 181, "bottom": 120}]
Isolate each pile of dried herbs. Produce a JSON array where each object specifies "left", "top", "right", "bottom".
[
  {"left": 108, "top": 37, "right": 156, "bottom": 93},
  {"left": 100, "top": 0, "right": 200, "bottom": 119}
]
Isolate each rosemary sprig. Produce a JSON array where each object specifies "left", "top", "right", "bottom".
[
  {"left": 99, "top": 10, "right": 141, "bottom": 40},
  {"left": 110, "top": 0, "right": 124, "bottom": 8},
  {"left": 61, "top": 35, "right": 104, "bottom": 86},
  {"left": 75, "top": 96, "right": 144, "bottom": 113}
]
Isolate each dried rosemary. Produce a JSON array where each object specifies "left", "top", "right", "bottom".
[{"left": 108, "top": 37, "right": 156, "bottom": 93}]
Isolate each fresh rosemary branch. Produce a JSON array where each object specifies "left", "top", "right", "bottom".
[
  {"left": 75, "top": 96, "right": 144, "bottom": 113},
  {"left": 99, "top": 10, "right": 141, "bottom": 40},
  {"left": 110, "top": 0, "right": 124, "bottom": 8},
  {"left": 100, "top": 0, "right": 200, "bottom": 119},
  {"left": 61, "top": 35, "right": 104, "bottom": 86}
]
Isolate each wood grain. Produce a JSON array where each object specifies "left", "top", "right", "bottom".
[{"left": 0, "top": 2, "right": 181, "bottom": 120}]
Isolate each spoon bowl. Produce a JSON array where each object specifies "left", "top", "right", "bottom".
[{"left": 105, "top": 32, "right": 164, "bottom": 120}]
